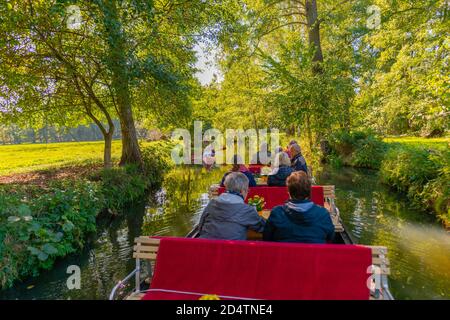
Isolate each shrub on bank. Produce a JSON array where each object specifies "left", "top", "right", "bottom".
[
  {"left": 0, "top": 181, "right": 101, "bottom": 289},
  {"left": 325, "top": 131, "right": 449, "bottom": 224},
  {"left": 141, "top": 141, "right": 174, "bottom": 189},
  {"left": 380, "top": 146, "right": 449, "bottom": 223},
  {"left": 327, "top": 130, "right": 386, "bottom": 169},
  {"left": 0, "top": 142, "right": 173, "bottom": 289},
  {"left": 98, "top": 165, "right": 148, "bottom": 212}
]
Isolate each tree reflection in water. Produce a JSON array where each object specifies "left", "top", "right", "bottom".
[{"left": 142, "top": 165, "right": 227, "bottom": 237}]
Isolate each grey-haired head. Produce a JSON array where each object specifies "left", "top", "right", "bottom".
[{"left": 224, "top": 172, "right": 249, "bottom": 196}]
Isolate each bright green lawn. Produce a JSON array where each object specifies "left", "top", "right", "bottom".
[
  {"left": 0, "top": 140, "right": 123, "bottom": 176},
  {"left": 1, "top": 136, "right": 447, "bottom": 176},
  {"left": 384, "top": 136, "right": 449, "bottom": 150}
]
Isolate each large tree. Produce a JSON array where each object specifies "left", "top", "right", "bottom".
[
  {"left": 354, "top": 0, "right": 449, "bottom": 136},
  {"left": 214, "top": 0, "right": 359, "bottom": 144},
  {"left": 0, "top": 0, "right": 236, "bottom": 167}
]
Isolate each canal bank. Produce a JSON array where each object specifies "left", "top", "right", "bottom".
[{"left": 0, "top": 166, "right": 448, "bottom": 300}]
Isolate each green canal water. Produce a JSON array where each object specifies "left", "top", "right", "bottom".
[{"left": 0, "top": 166, "right": 449, "bottom": 300}]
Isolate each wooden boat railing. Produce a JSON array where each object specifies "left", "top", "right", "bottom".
[{"left": 109, "top": 237, "right": 393, "bottom": 300}]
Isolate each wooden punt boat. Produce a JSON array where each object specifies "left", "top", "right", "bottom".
[{"left": 109, "top": 183, "right": 393, "bottom": 300}]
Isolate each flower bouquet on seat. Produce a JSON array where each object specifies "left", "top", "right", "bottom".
[{"left": 247, "top": 195, "right": 266, "bottom": 215}]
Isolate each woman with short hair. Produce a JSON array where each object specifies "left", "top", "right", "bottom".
[
  {"left": 263, "top": 171, "right": 334, "bottom": 244},
  {"left": 289, "top": 143, "right": 308, "bottom": 173},
  {"left": 267, "top": 152, "right": 294, "bottom": 186}
]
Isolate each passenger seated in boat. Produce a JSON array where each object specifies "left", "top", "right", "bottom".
[
  {"left": 220, "top": 155, "right": 257, "bottom": 187},
  {"left": 289, "top": 143, "right": 308, "bottom": 174},
  {"left": 267, "top": 152, "right": 294, "bottom": 187},
  {"left": 198, "top": 172, "right": 265, "bottom": 240},
  {"left": 263, "top": 171, "right": 334, "bottom": 244},
  {"left": 270, "top": 146, "right": 283, "bottom": 163},
  {"left": 285, "top": 140, "right": 297, "bottom": 157},
  {"left": 250, "top": 142, "right": 271, "bottom": 165}
]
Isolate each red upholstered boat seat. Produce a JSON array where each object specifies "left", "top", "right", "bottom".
[
  {"left": 142, "top": 237, "right": 372, "bottom": 300},
  {"left": 217, "top": 185, "right": 325, "bottom": 209},
  {"left": 248, "top": 165, "right": 265, "bottom": 174}
]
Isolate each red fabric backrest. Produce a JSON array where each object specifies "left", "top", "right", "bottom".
[
  {"left": 145, "top": 237, "right": 371, "bottom": 300},
  {"left": 248, "top": 164, "right": 264, "bottom": 174},
  {"left": 217, "top": 186, "right": 325, "bottom": 209}
]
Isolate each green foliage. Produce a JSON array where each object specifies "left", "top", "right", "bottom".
[
  {"left": 0, "top": 181, "right": 101, "bottom": 289},
  {"left": 98, "top": 166, "right": 148, "bottom": 212},
  {"left": 327, "top": 154, "right": 344, "bottom": 169},
  {"left": 353, "top": 0, "right": 449, "bottom": 136},
  {"left": 328, "top": 130, "right": 387, "bottom": 169},
  {"left": 328, "top": 131, "right": 449, "bottom": 222},
  {"left": 380, "top": 146, "right": 450, "bottom": 223},
  {"left": 0, "top": 141, "right": 173, "bottom": 289},
  {"left": 93, "top": 141, "right": 174, "bottom": 211},
  {"left": 141, "top": 141, "right": 174, "bottom": 189}
]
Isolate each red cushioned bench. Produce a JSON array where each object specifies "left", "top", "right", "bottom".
[
  {"left": 138, "top": 237, "right": 372, "bottom": 300},
  {"left": 217, "top": 185, "right": 324, "bottom": 208},
  {"left": 248, "top": 164, "right": 265, "bottom": 174}
]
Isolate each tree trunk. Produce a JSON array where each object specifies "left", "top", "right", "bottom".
[
  {"left": 117, "top": 96, "right": 142, "bottom": 167},
  {"left": 100, "top": 0, "right": 142, "bottom": 168},
  {"left": 305, "top": 113, "right": 313, "bottom": 151},
  {"left": 104, "top": 132, "right": 113, "bottom": 169},
  {"left": 305, "top": 0, "right": 324, "bottom": 72}
]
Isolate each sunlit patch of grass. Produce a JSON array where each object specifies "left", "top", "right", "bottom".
[
  {"left": 0, "top": 141, "right": 122, "bottom": 176},
  {"left": 384, "top": 136, "right": 449, "bottom": 150}
]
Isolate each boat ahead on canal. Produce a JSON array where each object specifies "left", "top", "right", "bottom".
[{"left": 109, "top": 183, "right": 393, "bottom": 300}]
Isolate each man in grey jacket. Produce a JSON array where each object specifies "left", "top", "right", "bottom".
[{"left": 198, "top": 172, "right": 265, "bottom": 240}]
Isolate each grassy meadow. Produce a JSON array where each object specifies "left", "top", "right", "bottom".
[
  {"left": 0, "top": 141, "right": 124, "bottom": 176},
  {"left": 384, "top": 136, "right": 449, "bottom": 150},
  {"left": 0, "top": 136, "right": 448, "bottom": 177}
]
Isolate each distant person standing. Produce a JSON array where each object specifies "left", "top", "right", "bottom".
[
  {"left": 289, "top": 143, "right": 308, "bottom": 174},
  {"left": 203, "top": 145, "right": 216, "bottom": 171}
]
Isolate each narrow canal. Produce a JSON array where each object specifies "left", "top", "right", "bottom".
[{"left": 0, "top": 166, "right": 449, "bottom": 300}]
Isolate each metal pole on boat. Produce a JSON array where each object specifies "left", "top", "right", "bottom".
[{"left": 135, "top": 258, "right": 141, "bottom": 293}]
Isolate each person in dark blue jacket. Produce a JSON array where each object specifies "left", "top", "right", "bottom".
[
  {"left": 263, "top": 171, "right": 334, "bottom": 244},
  {"left": 267, "top": 152, "right": 293, "bottom": 186},
  {"left": 220, "top": 155, "right": 257, "bottom": 187},
  {"left": 289, "top": 143, "right": 308, "bottom": 174}
]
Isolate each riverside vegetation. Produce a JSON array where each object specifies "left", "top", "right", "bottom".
[
  {"left": 325, "top": 131, "right": 449, "bottom": 225},
  {"left": 0, "top": 141, "right": 173, "bottom": 289}
]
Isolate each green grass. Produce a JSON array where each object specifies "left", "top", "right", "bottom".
[
  {"left": 0, "top": 141, "right": 123, "bottom": 176},
  {"left": 384, "top": 136, "right": 449, "bottom": 150}
]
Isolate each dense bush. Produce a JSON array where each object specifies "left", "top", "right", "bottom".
[
  {"left": 327, "top": 130, "right": 387, "bottom": 169},
  {"left": 326, "top": 131, "right": 449, "bottom": 224},
  {"left": 0, "top": 181, "right": 101, "bottom": 289},
  {"left": 141, "top": 141, "right": 174, "bottom": 189},
  {"left": 0, "top": 142, "right": 174, "bottom": 289},
  {"left": 380, "top": 146, "right": 449, "bottom": 223},
  {"left": 98, "top": 165, "right": 148, "bottom": 212}
]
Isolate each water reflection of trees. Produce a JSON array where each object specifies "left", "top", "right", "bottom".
[
  {"left": 142, "top": 166, "right": 228, "bottom": 237},
  {"left": 318, "top": 166, "right": 450, "bottom": 299}
]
